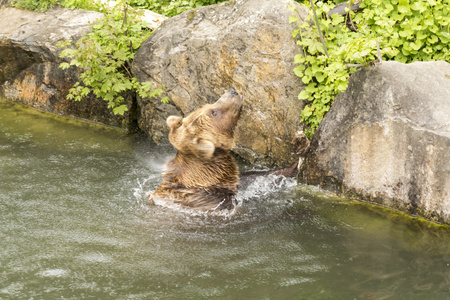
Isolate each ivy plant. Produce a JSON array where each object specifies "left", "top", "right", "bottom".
[
  {"left": 290, "top": 0, "right": 450, "bottom": 138},
  {"left": 57, "top": 1, "right": 168, "bottom": 115}
]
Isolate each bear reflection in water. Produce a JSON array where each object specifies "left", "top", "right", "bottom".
[{"left": 149, "top": 88, "right": 297, "bottom": 212}]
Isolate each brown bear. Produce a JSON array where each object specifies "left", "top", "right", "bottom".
[{"left": 149, "top": 88, "right": 243, "bottom": 211}]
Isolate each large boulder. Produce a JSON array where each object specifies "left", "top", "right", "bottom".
[
  {"left": 298, "top": 61, "right": 450, "bottom": 224},
  {"left": 0, "top": 7, "right": 131, "bottom": 127},
  {"left": 132, "top": 0, "right": 307, "bottom": 166}
]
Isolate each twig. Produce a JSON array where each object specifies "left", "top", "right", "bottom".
[
  {"left": 294, "top": 9, "right": 308, "bottom": 58},
  {"left": 328, "top": 0, "right": 362, "bottom": 18},
  {"left": 309, "top": 0, "right": 329, "bottom": 57},
  {"left": 347, "top": 0, "right": 357, "bottom": 32},
  {"left": 344, "top": 63, "right": 365, "bottom": 69},
  {"left": 121, "top": 6, "right": 133, "bottom": 54},
  {"left": 122, "top": 62, "right": 133, "bottom": 78},
  {"left": 376, "top": 39, "right": 382, "bottom": 63}
]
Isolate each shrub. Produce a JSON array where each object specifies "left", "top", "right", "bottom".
[
  {"left": 290, "top": 0, "right": 450, "bottom": 138},
  {"left": 57, "top": 1, "right": 168, "bottom": 115}
]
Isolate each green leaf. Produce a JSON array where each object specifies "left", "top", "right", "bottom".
[
  {"left": 293, "top": 65, "right": 306, "bottom": 77},
  {"left": 294, "top": 53, "right": 304, "bottom": 64},
  {"left": 140, "top": 81, "right": 154, "bottom": 91},
  {"left": 399, "top": 29, "right": 413, "bottom": 38},
  {"left": 422, "top": 15, "right": 433, "bottom": 26},
  {"left": 331, "top": 15, "right": 345, "bottom": 26},
  {"left": 81, "top": 87, "right": 90, "bottom": 96},
  {"left": 410, "top": 40, "right": 423, "bottom": 51},
  {"left": 410, "top": 1, "right": 427, "bottom": 12},
  {"left": 315, "top": 72, "right": 326, "bottom": 83},
  {"left": 398, "top": 3, "right": 411, "bottom": 14},
  {"left": 59, "top": 62, "right": 71, "bottom": 70},
  {"left": 298, "top": 90, "right": 310, "bottom": 100},
  {"left": 427, "top": 35, "right": 438, "bottom": 44},
  {"left": 337, "top": 81, "right": 348, "bottom": 92},
  {"left": 113, "top": 104, "right": 128, "bottom": 115},
  {"left": 289, "top": 15, "right": 298, "bottom": 24},
  {"left": 301, "top": 106, "right": 313, "bottom": 118},
  {"left": 301, "top": 74, "right": 312, "bottom": 84},
  {"left": 304, "top": 83, "right": 317, "bottom": 93}
]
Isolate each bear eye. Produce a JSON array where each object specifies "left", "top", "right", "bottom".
[{"left": 211, "top": 109, "right": 218, "bottom": 117}]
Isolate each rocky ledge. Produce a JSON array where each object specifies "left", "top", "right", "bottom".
[
  {"left": 298, "top": 61, "right": 450, "bottom": 224},
  {"left": 0, "top": 6, "right": 132, "bottom": 127}
]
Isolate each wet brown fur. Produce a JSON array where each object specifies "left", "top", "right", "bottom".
[{"left": 149, "top": 89, "right": 243, "bottom": 211}]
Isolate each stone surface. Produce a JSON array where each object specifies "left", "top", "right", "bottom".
[
  {"left": 0, "top": 7, "right": 131, "bottom": 127},
  {"left": 0, "top": 0, "right": 13, "bottom": 8},
  {"left": 298, "top": 61, "right": 450, "bottom": 224},
  {"left": 132, "top": 0, "right": 307, "bottom": 166}
]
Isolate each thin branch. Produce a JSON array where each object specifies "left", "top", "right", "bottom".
[
  {"left": 328, "top": 0, "right": 362, "bottom": 18},
  {"left": 122, "top": 62, "right": 133, "bottom": 79},
  {"left": 376, "top": 40, "right": 382, "bottom": 63},
  {"left": 121, "top": 5, "right": 133, "bottom": 54},
  {"left": 293, "top": 8, "right": 308, "bottom": 59},
  {"left": 309, "top": 0, "right": 329, "bottom": 57},
  {"left": 345, "top": 63, "right": 365, "bottom": 69},
  {"left": 347, "top": 0, "right": 358, "bottom": 32}
]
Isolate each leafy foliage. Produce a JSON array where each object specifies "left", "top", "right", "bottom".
[
  {"left": 358, "top": 0, "right": 450, "bottom": 63},
  {"left": 58, "top": 1, "right": 168, "bottom": 115},
  {"left": 129, "top": 0, "right": 230, "bottom": 17},
  {"left": 12, "top": 0, "right": 56, "bottom": 11},
  {"left": 61, "top": 0, "right": 101, "bottom": 10},
  {"left": 290, "top": 0, "right": 450, "bottom": 138},
  {"left": 12, "top": 0, "right": 99, "bottom": 11},
  {"left": 12, "top": 0, "right": 230, "bottom": 14}
]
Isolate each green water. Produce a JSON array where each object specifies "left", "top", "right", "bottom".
[{"left": 0, "top": 100, "right": 449, "bottom": 300}]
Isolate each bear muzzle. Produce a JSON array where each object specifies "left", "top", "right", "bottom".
[{"left": 213, "top": 88, "right": 243, "bottom": 117}]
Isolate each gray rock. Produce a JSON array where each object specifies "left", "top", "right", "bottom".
[
  {"left": 0, "top": 7, "right": 132, "bottom": 128},
  {"left": 0, "top": 0, "right": 13, "bottom": 8},
  {"left": 298, "top": 61, "right": 450, "bottom": 224},
  {"left": 132, "top": 0, "right": 307, "bottom": 166}
]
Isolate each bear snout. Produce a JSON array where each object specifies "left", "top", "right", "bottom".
[{"left": 229, "top": 87, "right": 238, "bottom": 96}]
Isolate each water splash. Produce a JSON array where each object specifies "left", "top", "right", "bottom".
[
  {"left": 137, "top": 173, "right": 297, "bottom": 220},
  {"left": 237, "top": 174, "right": 297, "bottom": 200}
]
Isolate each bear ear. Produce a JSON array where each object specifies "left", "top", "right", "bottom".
[
  {"left": 192, "top": 138, "right": 215, "bottom": 159},
  {"left": 166, "top": 116, "right": 183, "bottom": 129}
]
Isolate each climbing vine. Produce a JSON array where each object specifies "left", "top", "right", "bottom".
[
  {"left": 57, "top": 1, "right": 168, "bottom": 115},
  {"left": 290, "top": 0, "right": 450, "bottom": 138}
]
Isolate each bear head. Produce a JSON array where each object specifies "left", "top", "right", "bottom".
[{"left": 166, "top": 88, "right": 243, "bottom": 160}]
